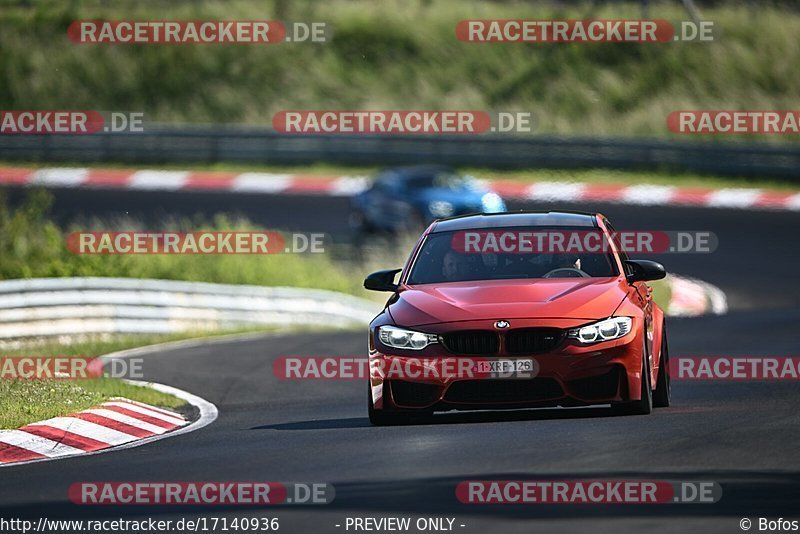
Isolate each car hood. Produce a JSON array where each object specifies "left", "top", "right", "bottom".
[{"left": 389, "top": 278, "right": 627, "bottom": 327}]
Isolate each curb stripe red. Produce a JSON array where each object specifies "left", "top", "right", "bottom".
[
  {"left": 33, "top": 417, "right": 140, "bottom": 445},
  {"left": 70, "top": 413, "right": 154, "bottom": 438},
  {"left": 0, "top": 397, "right": 188, "bottom": 466},
  {"left": 84, "top": 169, "right": 135, "bottom": 187},
  {"left": 19, "top": 425, "right": 111, "bottom": 452},
  {"left": 100, "top": 405, "right": 179, "bottom": 429},
  {"left": 102, "top": 401, "right": 186, "bottom": 425},
  {"left": 112, "top": 398, "right": 185, "bottom": 418},
  {"left": 0, "top": 442, "right": 47, "bottom": 463}
]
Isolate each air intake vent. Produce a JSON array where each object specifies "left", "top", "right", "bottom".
[
  {"left": 505, "top": 328, "right": 564, "bottom": 354},
  {"left": 442, "top": 331, "right": 499, "bottom": 355}
]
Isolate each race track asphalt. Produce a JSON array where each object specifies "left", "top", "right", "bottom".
[{"left": 1, "top": 187, "right": 798, "bottom": 534}]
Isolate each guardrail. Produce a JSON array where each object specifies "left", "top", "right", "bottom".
[
  {"left": 1, "top": 126, "right": 798, "bottom": 180},
  {"left": 0, "top": 274, "right": 725, "bottom": 341},
  {"left": 0, "top": 277, "right": 380, "bottom": 340}
]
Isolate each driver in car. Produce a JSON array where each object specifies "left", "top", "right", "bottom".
[
  {"left": 442, "top": 250, "right": 482, "bottom": 281},
  {"left": 521, "top": 253, "right": 584, "bottom": 278},
  {"left": 552, "top": 254, "right": 582, "bottom": 272}
]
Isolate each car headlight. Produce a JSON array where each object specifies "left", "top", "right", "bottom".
[
  {"left": 481, "top": 192, "right": 505, "bottom": 212},
  {"left": 567, "top": 317, "right": 632, "bottom": 344},
  {"left": 378, "top": 326, "right": 439, "bottom": 350},
  {"left": 428, "top": 201, "right": 454, "bottom": 218}
]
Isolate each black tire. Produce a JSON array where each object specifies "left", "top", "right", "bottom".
[
  {"left": 653, "top": 324, "right": 671, "bottom": 408},
  {"left": 612, "top": 338, "right": 653, "bottom": 416},
  {"left": 367, "top": 382, "right": 408, "bottom": 426}
]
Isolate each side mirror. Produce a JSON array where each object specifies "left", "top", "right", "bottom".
[
  {"left": 364, "top": 268, "right": 402, "bottom": 292},
  {"left": 624, "top": 260, "right": 666, "bottom": 283}
]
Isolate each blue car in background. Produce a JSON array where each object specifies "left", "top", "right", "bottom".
[{"left": 349, "top": 165, "right": 506, "bottom": 237}]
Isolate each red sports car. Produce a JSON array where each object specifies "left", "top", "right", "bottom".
[{"left": 364, "top": 211, "right": 670, "bottom": 425}]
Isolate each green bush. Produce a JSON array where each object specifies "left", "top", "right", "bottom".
[{"left": 0, "top": 189, "right": 363, "bottom": 294}]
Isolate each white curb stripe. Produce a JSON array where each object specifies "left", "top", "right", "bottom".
[
  {"left": 0, "top": 377, "right": 214, "bottom": 468},
  {"left": 81, "top": 408, "right": 172, "bottom": 434},
  {"left": 109, "top": 396, "right": 188, "bottom": 418},
  {"left": 231, "top": 173, "right": 291, "bottom": 193},
  {"left": 128, "top": 170, "right": 189, "bottom": 191},
  {"left": 786, "top": 193, "right": 800, "bottom": 211},
  {"left": 330, "top": 176, "right": 369, "bottom": 196},
  {"left": 666, "top": 274, "right": 729, "bottom": 318},
  {"left": 0, "top": 430, "right": 85, "bottom": 457},
  {"left": 668, "top": 277, "right": 707, "bottom": 316},
  {"left": 101, "top": 401, "right": 186, "bottom": 425},
  {"left": 706, "top": 283, "right": 729, "bottom": 315},
  {"left": 32, "top": 417, "right": 140, "bottom": 444},
  {"left": 705, "top": 188, "right": 762, "bottom": 208},
  {"left": 30, "top": 168, "right": 89, "bottom": 188},
  {"left": 526, "top": 181, "right": 586, "bottom": 201},
  {"left": 621, "top": 185, "right": 676, "bottom": 205}
]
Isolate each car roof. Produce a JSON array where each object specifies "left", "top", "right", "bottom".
[{"left": 430, "top": 211, "right": 599, "bottom": 232}]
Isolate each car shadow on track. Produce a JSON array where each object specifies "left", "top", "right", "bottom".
[{"left": 253, "top": 405, "right": 625, "bottom": 431}]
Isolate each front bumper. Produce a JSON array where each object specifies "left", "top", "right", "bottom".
[{"left": 369, "top": 318, "right": 644, "bottom": 412}]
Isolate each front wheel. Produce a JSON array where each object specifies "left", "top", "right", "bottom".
[
  {"left": 653, "top": 324, "right": 671, "bottom": 408},
  {"left": 368, "top": 383, "right": 409, "bottom": 426},
  {"left": 612, "top": 338, "right": 653, "bottom": 416}
]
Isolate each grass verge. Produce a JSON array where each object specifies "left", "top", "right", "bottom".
[
  {"left": 0, "top": 334, "right": 191, "bottom": 429},
  {"left": 0, "top": 378, "right": 182, "bottom": 430}
]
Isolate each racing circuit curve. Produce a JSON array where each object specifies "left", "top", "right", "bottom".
[{"left": 0, "top": 191, "right": 798, "bottom": 534}]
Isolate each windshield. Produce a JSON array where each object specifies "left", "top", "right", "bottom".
[{"left": 407, "top": 227, "right": 619, "bottom": 284}]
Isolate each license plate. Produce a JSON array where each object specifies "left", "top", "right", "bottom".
[{"left": 473, "top": 359, "right": 535, "bottom": 377}]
